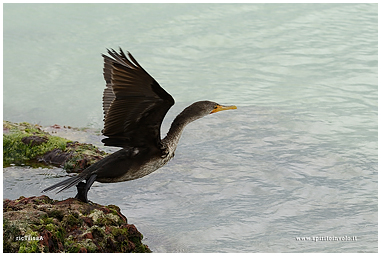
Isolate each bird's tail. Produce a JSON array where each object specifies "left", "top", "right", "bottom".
[{"left": 41, "top": 172, "right": 88, "bottom": 194}]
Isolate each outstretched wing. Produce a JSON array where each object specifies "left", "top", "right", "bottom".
[{"left": 101, "top": 48, "right": 174, "bottom": 148}]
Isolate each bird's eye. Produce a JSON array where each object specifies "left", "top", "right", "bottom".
[{"left": 214, "top": 105, "right": 218, "bottom": 109}]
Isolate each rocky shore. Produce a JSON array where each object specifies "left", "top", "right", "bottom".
[
  {"left": 3, "top": 121, "right": 108, "bottom": 172},
  {"left": 3, "top": 196, "right": 151, "bottom": 253},
  {"left": 3, "top": 121, "right": 151, "bottom": 253}
]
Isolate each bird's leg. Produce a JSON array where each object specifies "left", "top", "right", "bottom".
[
  {"left": 75, "top": 182, "right": 88, "bottom": 202},
  {"left": 74, "top": 174, "right": 97, "bottom": 203}
]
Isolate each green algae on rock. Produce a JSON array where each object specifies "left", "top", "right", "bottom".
[
  {"left": 43, "top": 141, "right": 108, "bottom": 173},
  {"left": 3, "top": 121, "right": 68, "bottom": 167},
  {"left": 3, "top": 196, "right": 151, "bottom": 253},
  {"left": 3, "top": 121, "right": 108, "bottom": 173}
]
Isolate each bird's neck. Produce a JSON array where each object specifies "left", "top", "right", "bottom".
[{"left": 162, "top": 109, "right": 201, "bottom": 152}]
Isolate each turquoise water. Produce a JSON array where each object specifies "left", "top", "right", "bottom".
[{"left": 3, "top": 4, "right": 377, "bottom": 252}]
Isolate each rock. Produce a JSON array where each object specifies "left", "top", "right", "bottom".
[
  {"left": 3, "top": 196, "right": 151, "bottom": 253},
  {"left": 3, "top": 121, "right": 108, "bottom": 173},
  {"left": 21, "top": 135, "right": 49, "bottom": 146},
  {"left": 42, "top": 141, "right": 107, "bottom": 173}
]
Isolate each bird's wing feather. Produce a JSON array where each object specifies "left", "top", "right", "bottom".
[{"left": 101, "top": 48, "right": 174, "bottom": 148}]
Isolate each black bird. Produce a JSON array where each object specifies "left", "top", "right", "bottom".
[{"left": 42, "top": 48, "right": 237, "bottom": 202}]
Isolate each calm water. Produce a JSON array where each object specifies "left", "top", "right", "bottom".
[{"left": 3, "top": 4, "right": 377, "bottom": 253}]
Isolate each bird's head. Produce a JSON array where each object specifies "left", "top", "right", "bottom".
[
  {"left": 168, "top": 100, "right": 237, "bottom": 140},
  {"left": 180, "top": 101, "right": 237, "bottom": 123},
  {"left": 208, "top": 102, "right": 238, "bottom": 114}
]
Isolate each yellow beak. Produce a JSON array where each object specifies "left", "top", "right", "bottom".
[{"left": 210, "top": 104, "right": 237, "bottom": 114}]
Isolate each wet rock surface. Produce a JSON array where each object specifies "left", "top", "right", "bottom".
[
  {"left": 3, "top": 121, "right": 108, "bottom": 172},
  {"left": 42, "top": 141, "right": 107, "bottom": 173},
  {"left": 3, "top": 195, "right": 151, "bottom": 253}
]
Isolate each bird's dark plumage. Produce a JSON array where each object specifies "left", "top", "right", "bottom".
[
  {"left": 101, "top": 48, "right": 174, "bottom": 148},
  {"left": 42, "top": 48, "right": 236, "bottom": 202}
]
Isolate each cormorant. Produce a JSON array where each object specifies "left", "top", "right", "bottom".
[{"left": 42, "top": 48, "right": 237, "bottom": 202}]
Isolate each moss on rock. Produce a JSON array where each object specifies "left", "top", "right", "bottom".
[
  {"left": 3, "top": 121, "right": 108, "bottom": 173},
  {"left": 3, "top": 196, "right": 151, "bottom": 253},
  {"left": 3, "top": 121, "right": 68, "bottom": 167}
]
